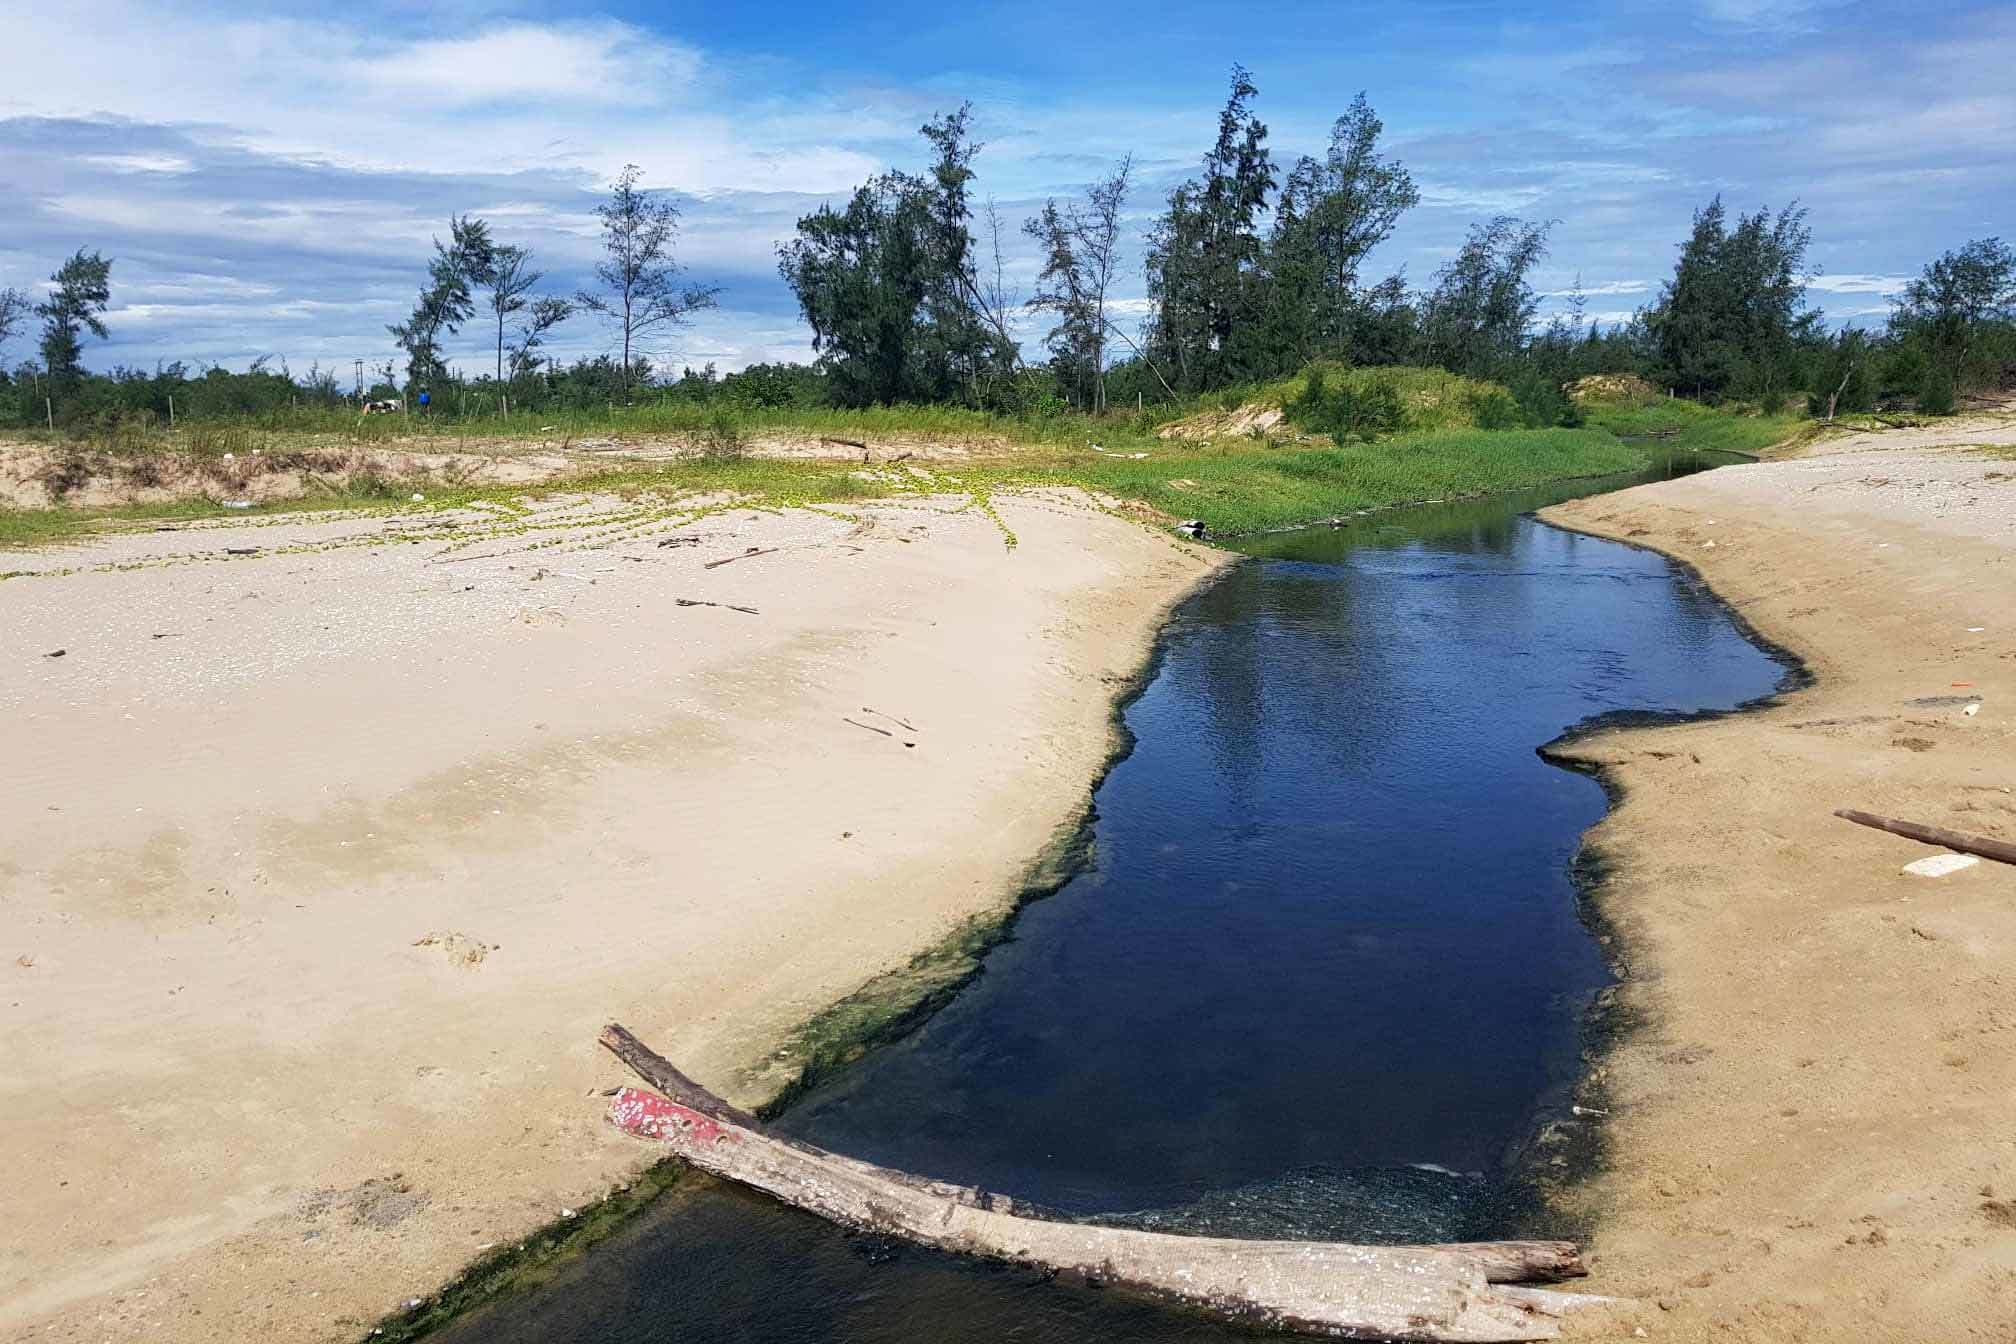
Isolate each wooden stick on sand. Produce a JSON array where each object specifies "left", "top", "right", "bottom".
[{"left": 1834, "top": 809, "right": 2016, "bottom": 867}]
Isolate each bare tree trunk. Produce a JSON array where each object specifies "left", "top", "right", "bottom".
[{"left": 1825, "top": 362, "right": 1853, "bottom": 421}]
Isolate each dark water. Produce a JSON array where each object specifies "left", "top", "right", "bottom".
[{"left": 440, "top": 452, "right": 1787, "bottom": 1343}]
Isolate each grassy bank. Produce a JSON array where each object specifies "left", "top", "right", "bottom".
[
  {"left": 1579, "top": 395, "right": 1802, "bottom": 457},
  {"left": 1, "top": 373, "right": 1806, "bottom": 555},
  {"left": 1055, "top": 427, "right": 1644, "bottom": 533},
  {"left": 0, "top": 425, "right": 1655, "bottom": 557}
]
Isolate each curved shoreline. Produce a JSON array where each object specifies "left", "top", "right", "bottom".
[
  {"left": 1502, "top": 520, "right": 1818, "bottom": 1249},
  {"left": 389, "top": 466, "right": 1781, "bottom": 1340},
  {"left": 1529, "top": 438, "right": 2016, "bottom": 1338},
  {"left": 0, "top": 488, "right": 1227, "bottom": 1344},
  {"left": 366, "top": 554, "right": 1244, "bottom": 1341}
]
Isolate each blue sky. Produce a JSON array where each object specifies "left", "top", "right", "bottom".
[{"left": 2, "top": 0, "right": 2011, "bottom": 377}]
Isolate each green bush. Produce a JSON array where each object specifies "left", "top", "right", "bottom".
[
  {"left": 1464, "top": 387, "right": 1521, "bottom": 429},
  {"left": 1286, "top": 368, "right": 1407, "bottom": 442},
  {"left": 1510, "top": 370, "right": 1582, "bottom": 428},
  {"left": 702, "top": 408, "right": 746, "bottom": 461},
  {"left": 1920, "top": 366, "right": 1958, "bottom": 415}
]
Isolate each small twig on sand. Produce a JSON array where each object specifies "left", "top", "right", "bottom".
[
  {"left": 863, "top": 707, "right": 917, "bottom": 732},
  {"left": 704, "top": 546, "right": 779, "bottom": 570},
  {"left": 676, "top": 598, "right": 759, "bottom": 614},
  {"left": 842, "top": 716, "right": 893, "bottom": 737}
]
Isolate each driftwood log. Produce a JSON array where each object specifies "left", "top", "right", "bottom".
[
  {"left": 1835, "top": 809, "right": 2016, "bottom": 867},
  {"left": 598, "top": 1023, "right": 1608, "bottom": 1341}
]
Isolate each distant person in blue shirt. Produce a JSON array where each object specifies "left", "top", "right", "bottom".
[{"left": 417, "top": 388, "right": 430, "bottom": 413}]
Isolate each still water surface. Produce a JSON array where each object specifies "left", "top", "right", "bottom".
[{"left": 441, "top": 453, "right": 1788, "bottom": 1342}]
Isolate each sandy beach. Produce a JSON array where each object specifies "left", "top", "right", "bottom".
[
  {"left": 1540, "top": 421, "right": 2016, "bottom": 1339},
  {"left": 0, "top": 488, "right": 1223, "bottom": 1341}
]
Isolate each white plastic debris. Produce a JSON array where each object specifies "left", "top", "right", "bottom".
[
  {"left": 410, "top": 493, "right": 426, "bottom": 502},
  {"left": 221, "top": 500, "right": 252, "bottom": 509},
  {"left": 1963, "top": 703, "right": 1980, "bottom": 717},
  {"left": 1903, "top": 853, "right": 1978, "bottom": 878},
  {"left": 1702, "top": 539, "right": 1717, "bottom": 548},
  {"left": 1967, "top": 627, "right": 1985, "bottom": 632}
]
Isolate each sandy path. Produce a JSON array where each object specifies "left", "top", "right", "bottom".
[
  {"left": 1539, "top": 435, "right": 2016, "bottom": 1339},
  {"left": 0, "top": 489, "right": 1223, "bottom": 1342}
]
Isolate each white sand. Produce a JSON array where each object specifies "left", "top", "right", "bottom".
[{"left": 0, "top": 488, "right": 1223, "bottom": 1341}]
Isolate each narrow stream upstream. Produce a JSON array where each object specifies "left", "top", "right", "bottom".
[{"left": 439, "top": 451, "right": 1789, "bottom": 1343}]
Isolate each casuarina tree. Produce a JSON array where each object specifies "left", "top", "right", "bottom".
[
  {"left": 1024, "top": 156, "right": 1136, "bottom": 411},
  {"left": 1417, "top": 216, "right": 1551, "bottom": 378},
  {"left": 1261, "top": 94, "right": 1418, "bottom": 367},
  {"left": 507, "top": 296, "right": 573, "bottom": 381},
  {"left": 1891, "top": 237, "right": 2016, "bottom": 409},
  {"left": 1144, "top": 65, "right": 1277, "bottom": 391},
  {"left": 577, "top": 165, "right": 720, "bottom": 401},
  {"left": 483, "top": 244, "right": 553, "bottom": 383},
  {"left": 1645, "top": 196, "right": 1814, "bottom": 403},
  {"left": 38, "top": 250, "right": 114, "bottom": 386},
  {"left": 779, "top": 107, "right": 1016, "bottom": 407},
  {"left": 389, "top": 216, "right": 496, "bottom": 388}
]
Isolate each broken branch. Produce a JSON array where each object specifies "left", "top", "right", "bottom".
[{"left": 703, "top": 546, "right": 779, "bottom": 570}]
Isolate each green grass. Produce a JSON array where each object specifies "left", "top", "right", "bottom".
[
  {"left": 0, "top": 498, "right": 272, "bottom": 552},
  {"left": 4, "top": 376, "right": 1816, "bottom": 558},
  {"left": 1046, "top": 427, "right": 1649, "bottom": 534},
  {"left": 1578, "top": 396, "right": 1801, "bottom": 457},
  {"left": 1162, "top": 362, "right": 1512, "bottom": 436},
  {"left": 364, "top": 1160, "right": 692, "bottom": 1343},
  {"left": 0, "top": 427, "right": 1654, "bottom": 559}
]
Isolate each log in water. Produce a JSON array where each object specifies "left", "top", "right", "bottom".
[{"left": 600, "top": 1024, "right": 1605, "bottom": 1342}]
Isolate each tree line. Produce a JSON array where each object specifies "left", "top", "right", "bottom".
[{"left": 3, "top": 66, "right": 2012, "bottom": 433}]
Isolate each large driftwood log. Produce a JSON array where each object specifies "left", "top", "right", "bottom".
[
  {"left": 598, "top": 1023, "right": 1608, "bottom": 1342},
  {"left": 1835, "top": 809, "right": 2016, "bottom": 867}
]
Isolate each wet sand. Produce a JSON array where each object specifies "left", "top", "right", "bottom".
[
  {"left": 0, "top": 488, "right": 1223, "bottom": 1342},
  {"left": 1540, "top": 425, "right": 2016, "bottom": 1340}
]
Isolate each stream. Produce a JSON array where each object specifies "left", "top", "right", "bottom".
[{"left": 436, "top": 450, "right": 1789, "bottom": 1342}]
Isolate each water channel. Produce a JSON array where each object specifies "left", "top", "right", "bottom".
[{"left": 438, "top": 451, "right": 1790, "bottom": 1342}]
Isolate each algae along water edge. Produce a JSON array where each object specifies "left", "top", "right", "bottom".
[{"left": 440, "top": 453, "right": 1787, "bottom": 1342}]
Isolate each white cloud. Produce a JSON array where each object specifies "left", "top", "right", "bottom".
[
  {"left": 360, "top": 23, "right": 699, "bottom": 108},
  {"left": 0, "top": 2, "right": 876, "bottom": 195},
  {"left": 1807, "top": 273, "right": 1911, "bottom": 294},
  {"left": 1541, "top": 280, "right": 1649, "bottom": 297},
  {"left": 80, "top": 153, "right": 193, "bottom": 174}
]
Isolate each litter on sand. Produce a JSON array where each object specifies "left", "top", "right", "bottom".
[{"left": 1903, "top": 854, "right": 1979, "bottom": 878}]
